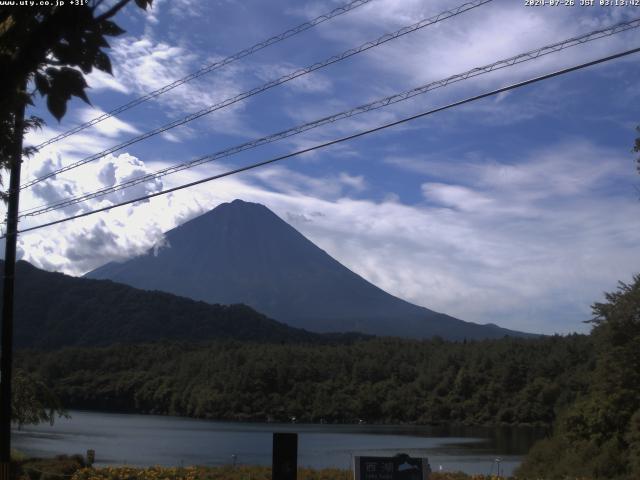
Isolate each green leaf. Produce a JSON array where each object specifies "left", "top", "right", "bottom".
[
  {"left": 93, "top": 50, "right": 112, "bottom": 75},
  {"left": 57, "top": 67, "right": 90, "bottom": 104},
  {"left": 44, "top": 67, "right": 90, "bottom": 118},
  {"left": 88, "top": 32, "right": 110, "bottom": 49},
  {"left": 47, "top": 94, "right": 67, "bottom": 121},
  {"left": 34, "top": 73, "right": 50, "bottom": 95},
  {"left": 51, "top": 43, "right": 81, "bottom": 66},
  {"left": 78, "top": 53, "right": 94, "bottom": 74},
  {"left": 100, "top": 20, "right": 125, "bottom": 36}
]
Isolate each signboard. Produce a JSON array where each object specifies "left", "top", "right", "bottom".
[{"left": 354, "top": 454, "right": 431, "bottom": 480}]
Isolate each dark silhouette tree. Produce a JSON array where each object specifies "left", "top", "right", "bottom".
[
  {"left": 0, "top": 0, "right": 153, "bottom": 187},
  {"left": 12, "top": 369, "right": 65, "bottom": 428},
  {"left": 519, "top": 275, "right": 640, "bottom": 479},
  {"left": 0, "top": 1, "right": 153, "bottom": 464}
]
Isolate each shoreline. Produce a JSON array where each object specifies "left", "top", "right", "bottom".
[{"left": 31, "top": 407, "right": 553, "bottom": 431}]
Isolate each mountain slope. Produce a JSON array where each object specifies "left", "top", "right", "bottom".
[
  {"left": 86, "top": 199, "right": 534, "bottom": 340},
  {"left": 4, "top": 260, "right": 330, "bottom": 349}
]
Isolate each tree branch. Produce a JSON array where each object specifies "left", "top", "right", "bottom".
[{"left": 95, "top": 0, "right": 130, "bottom": 22}]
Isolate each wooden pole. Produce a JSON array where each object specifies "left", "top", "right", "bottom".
[{"left": 0, "top": 82, "right": 26, "bottom": 478}]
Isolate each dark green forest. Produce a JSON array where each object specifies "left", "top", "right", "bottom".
[
  {"left": 517, "top": 275, "right": 640, "bottom": 479},
  {"left": 4, "top": 260, "right": 350, "bottom": 348},
  {"left": 13, "top": 274, "right": 640, "bottom": 479},
  {"left": 9, "top": 262, "right": 640, "bottom": 479},
  {"left": 17, "top": 334, "right": 592, "bottom": 426}
]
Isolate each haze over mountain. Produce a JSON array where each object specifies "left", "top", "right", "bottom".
[{"left": 86, "top": 200, "right": 534, "bottom": 340}]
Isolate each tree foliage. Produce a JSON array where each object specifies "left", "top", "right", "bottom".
[
  {"left": 518, "top": 275, "right": 640, "bottom": 479},
  {"left": 0, "top": 0, "right": 152, "bottom": 424},
  {"left": 0, "top": 0, "right": 152, "bottom": 190},
  {"left": 12, "top": 368, "right": 65, "bottom": 428},
  {"left": 17, "top": 334, "right": 593, "bottom": 427}
]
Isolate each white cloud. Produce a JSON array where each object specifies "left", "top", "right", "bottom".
[
  {"left": 421, "top": 183, "right": 493, "bottom": 212},
  {"left": 105, "top": 35, "right": 254, "bottom": 136},
  {"left": 27, "top": 152, "right": 163, "bottom": 213},
  {"left": 23, "top": 110, "right": 141, "bottom": 167},
  {"left": 18, "top": 113, "right": 148, "bottom": 215},
  {"left": 303, "top": 0, "right": 640, "bottom": 128},
  {"left": 16, "top": 158, "right": 194, "bottom": 274},
  {"left": 251, "top": 165, "right": 362, "bottom": 198},
  {"left": 85, "top": 69, "right": 130, "bottom": 94},
  {"left": 339, "top": 172, "right": 366, "bottom": 191},
  {"left": 77, "top": 107, "right": 141, "bottom": 138}
]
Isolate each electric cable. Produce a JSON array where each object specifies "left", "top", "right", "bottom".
[
  {"left": 19, "top": 17, "right": 640, "bottom": 218},
  {"left": 32, "top": 0, "right": 376, "bottom": 149},
  {"left": 10, "top": 46, "right": 640, "bottom": 237},
  {"left": 20, "top": 0, "right": 493, "bottom": 190}
]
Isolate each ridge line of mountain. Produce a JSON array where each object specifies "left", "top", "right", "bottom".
[{"left": 3, "top": 259, "right": 371, "bottom": 349}]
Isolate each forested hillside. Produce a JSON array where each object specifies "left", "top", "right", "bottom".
[
  {"left": 3, "top": 260, "right": 345, "bottom": 348},
  {"left": 518, "top": 275, "right": 640, "bottom": 479},
  {"left": 18, "top": 335, "right": 592, "bottom": 426}
]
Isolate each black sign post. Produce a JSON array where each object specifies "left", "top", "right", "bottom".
[
  {"left": 354, "top": 454, "right": 431, "bottom": 480},
  {"left": 272, "top": 432, "right": 297, "bottom": 480}
]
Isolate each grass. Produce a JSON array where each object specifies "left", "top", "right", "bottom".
[
  {"left": 10, "top": 456, "right": 592, "bottom": 480},
  {"left": 15, "top": 454, "right": 86, "bottom": 480},
  {"left": 11, "top": 450, "right": 28, "bottom": 463},
  {"left": 70, "top": 466, "right": 509, "bottom": 480}
]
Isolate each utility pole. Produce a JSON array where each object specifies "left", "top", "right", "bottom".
[{"left": 0, "top": 82, "right": 26, "bottom": 480}]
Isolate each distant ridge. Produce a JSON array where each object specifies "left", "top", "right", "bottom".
[
  {"left": 86, "top": 199, "right": 535, "bottom": 340},
  {"left": 4, "top": 260, "right": 352, "bottom": 349}
]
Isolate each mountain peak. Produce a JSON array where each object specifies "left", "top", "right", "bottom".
[
  {"left": 86, "top": 200, "right": 535, "bottom": 340},
  {"left": 221, "top": 198, "right": 264, "bottom": 209},
  {"left": 169, "top": 199, "right": 281, "bottom": 240},
  {"left": 184, "top": 199, "right": 275, "bottom": 225}
]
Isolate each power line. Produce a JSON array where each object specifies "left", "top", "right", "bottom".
[
  {"left": 32, "top": 0, "right": 375, "bottom": 150},
  {"left": 11, "top": 46, "right": 640, "bottom": 237},
  {"left": 19, "top": 17, "right": 640, "bottom": 218},
  {"left": 20, "top": 0, "right": 493, "bottom": 190}
]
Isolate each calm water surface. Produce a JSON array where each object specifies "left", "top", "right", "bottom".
[{"left": 13, "top": 411, "right": 545, "bottom": 476}]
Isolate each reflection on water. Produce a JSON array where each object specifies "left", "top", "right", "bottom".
[{"left": 12, "top": 410, "right": 545, "bottom": 476}]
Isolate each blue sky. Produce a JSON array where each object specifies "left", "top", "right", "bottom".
[{"left": 6, "top": 0, "right": 640, "bottom": 334}]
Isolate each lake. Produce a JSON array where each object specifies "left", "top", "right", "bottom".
[{"left": 13, "top": 410, "right": 545, "bottom": 476}]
